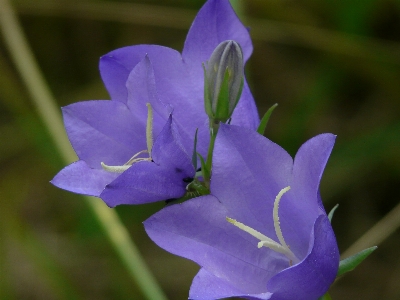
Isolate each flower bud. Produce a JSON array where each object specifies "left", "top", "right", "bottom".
[{"left": 204, "top": 40, "right": 244, "bottom": 124}]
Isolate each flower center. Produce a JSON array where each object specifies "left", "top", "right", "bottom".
[
  {"left": 101, "top": 103, "right": 154, "bottom": 173},
  {"left": 226, "top": 186, "right": 299, "bottom": 264}
]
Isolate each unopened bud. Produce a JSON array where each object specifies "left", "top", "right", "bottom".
[{"left": 204, "top": 40, "right": 244, "bottom": 124}]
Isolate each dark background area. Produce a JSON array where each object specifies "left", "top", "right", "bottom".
[{"left": 0, "top": 0, "right": 399, "bottom": 299}]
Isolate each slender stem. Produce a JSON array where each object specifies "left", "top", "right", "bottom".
[
  {"left": 206, "top": 127, "right": 218, "bottom": 170},
  {"left": 0, "top": 1, "right": 167, "bottom": 299},
  {"left": 342, "top": 200, "right": 400, "bottom": 258},
  {"left": 204, "top": 121, "right": 219, "bottom": 186}
]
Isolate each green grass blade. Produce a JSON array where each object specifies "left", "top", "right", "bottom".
[{"left": 0, "top": 1, "right": 167, "bottom": 299}]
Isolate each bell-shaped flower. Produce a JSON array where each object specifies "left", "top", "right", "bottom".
[
  {"left": 144, "top": 124, "right": 339, "bottom": 299},
  {"left": 51, "top": 0, "right": 259, "bottom": 206}
]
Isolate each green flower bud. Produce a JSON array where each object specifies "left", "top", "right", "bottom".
[{"left": 204, "top": 40, "right": 244, "bottom": 124}]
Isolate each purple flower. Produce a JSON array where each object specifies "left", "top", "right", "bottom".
[
  {"left": 51, "top": 0, "right": 259, "bottom": 206},
  {"left": 144, "top": 124, "right": 339, "bottom": 300}
]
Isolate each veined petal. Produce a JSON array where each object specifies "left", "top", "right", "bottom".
[
  {"left": 189, "top": 268, "right": 273, "bottom": 300},
  {"left": 230, "top": 81, "right": 260, "bottom": 130},
  {"left": 100, "top": 161, "right": 187, "bottom": 207},
  {"left": 267, "top": 215, "right": 339, "bottom": 300},
  {"left": 62, "top": 100, "right": 146, "bottom": 168},
  {"left": 144, "top": 196, "right": 289, "bottom": 294},
  {"left": 100, "top": 45, "right": 182, "bottom": 103},
  {"left": 182, "top": 0, "right": 252, "bottom": 74},
  {"left": 151, "top": 116, "right": 194, "bottom": 174},
  {"left": 211, "top": 124, "right": 292, "bottom": 239},
  {"left": 51, "top": 160, "right": 118, "bottom": 197},
  {"left": 126, "top": 55, "right": 171, "bottom": 136},
  {"left": 292, "top": 133, "right": 336, "bottom": 209},
  {"left": 278, "top": 134, "right": 336, "bottom": 259}
]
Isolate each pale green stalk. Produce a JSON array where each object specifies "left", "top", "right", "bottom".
[
  {"left": 0, "top": 1, "right": 167, "bottom": 299},
  {"left": 342, "top": 201, "right": 400, "bottom": 258}
]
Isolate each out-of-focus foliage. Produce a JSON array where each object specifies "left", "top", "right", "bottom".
[{"left": 0, "top": 0, "right": 399, "bottom": 299}]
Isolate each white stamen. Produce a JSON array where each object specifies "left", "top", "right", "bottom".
[
  {"left": 226, "top": 186, "right": 299, "bottom": 264},
  {"left": 101, "top": 103, "right": 154, "bottom": 173},
  {"left": 100, "top": 162, "right": 131, "bottom": 173},
  {"left": 125, "top": 150, "right": 149, "bottom": 165},
  {"left": 227, "top": 217, "right": 287, "bottom": 255},
  {"left": 146, "top": 103, "right": 153, "bottom": 153},
  {"left": 273, "top": 186, "right": 291, "bottom": 253}
]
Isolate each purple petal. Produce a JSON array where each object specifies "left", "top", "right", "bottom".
[
  {"left": 100, "top": 161, "right": 187, "bottom": 207},
  {"left": 51, "top": 160, "right": 118, "bottom": 197},
  {"left": 182, "top": 0, "right": 256, "bottom": 131},
  {"left": 190, "top": 268, "right": 273, "bottom": 300},
  {"left": 151, "top": 116, "right": 194, "bottom": 174},
  {"left": 100, "top": 116, "right": 194, "bottom": 206},
  {"left": 189, "top": 268, "right": 272, "bottom": 300},
  {"left": 62, "top": 100, "right": 146, "bottom": 168},
  {"left": 190, "top": 268, "right": 248, "bottom": 300},
  {"left": 230, "top": 81, "right": 260, "bottom": 130},
  {"left": 211, "top": 124, "right": 293, "bottom": 240},
  {"left": 278, "top": 134, "right": 336, "bottom": 259},
  {"left": 126, "top": 55, "right": 171, "bottom": 136},
  {"left": 101, "top": 45, "right": 208, "bottom": 152},
  {"left": 267, "top": 215, "right": 339, "bottom": 300},
  {"left": 182, "top": 0, "right": 253, "bottom": 73},
  {"left": 144, "top": 195, "right": 288, "bottom": 295},
  {"left": 123, "top": 47, "right": 198, "bottom": 121},
  {"left": 100, "top": 45, "right": 182, "bottom": 103},
  {"left": 125, "top": 56, "right": 166, "bottom": 116},
  {"left": 291, "top": 134, "right": 336, "bottom": 211}
]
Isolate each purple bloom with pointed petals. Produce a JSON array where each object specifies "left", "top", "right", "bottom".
[
  {"left": 144, "top": 124, "right": 339, "bottom": 300},
  {"left": 52, "top": 0, "right": 259, "bottom": 206}
]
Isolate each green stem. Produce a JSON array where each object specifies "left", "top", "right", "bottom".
[
  {"left": 342, "top": 200, "right": 400, "bottom": 258},
  {"left": 204, "top": 121, "right": 219, "bottom": 186},
  {"left": 0, "top": 1, "right": 167, "bottom": 300}
]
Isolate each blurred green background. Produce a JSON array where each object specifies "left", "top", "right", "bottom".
[{"left": 0, "top": 0, "right": 399, "bottom": 299}]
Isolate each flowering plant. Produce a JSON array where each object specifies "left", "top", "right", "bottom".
[
  {"left": 49, "top": 0, "right": 376, "bottom": 298},
  {"left": 51, "top": 0, "right": 258, "bottom": 207}
]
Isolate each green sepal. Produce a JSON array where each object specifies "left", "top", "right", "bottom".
[
  {"left": 197, "top": 153, "right": 210, "bottom": 183},
  {"left": 192, "top": 128, "right": 199, "bottom": 171},
  {"left": 186, "top": 179, "right": 210, "bottom": 196},
  {"left": 203, "top": 63, "right": 213, "bottom": 118},
  {"left": 328, "top": 204, "right": 339, "bottom": 222},
  {"left": 214, "top": 69, "right": 231, "bottom": 122},
  {"left": 165, "top": 192, "right": 197, "bottom": 206},
  {"left": 257, "top": 103, "right": 278, "bottom": 135},
  {"left": 318, "top": 292, "right": 332, "bottom": 300},
  {"left": 165, "top": 179, "right": 209, "bottom": 206},
  {"left": 337, "top": 246, "right": 377, "bottom": 277},
  {"left": 229, "top": 75, "right": 243, "bottom": 118}
]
